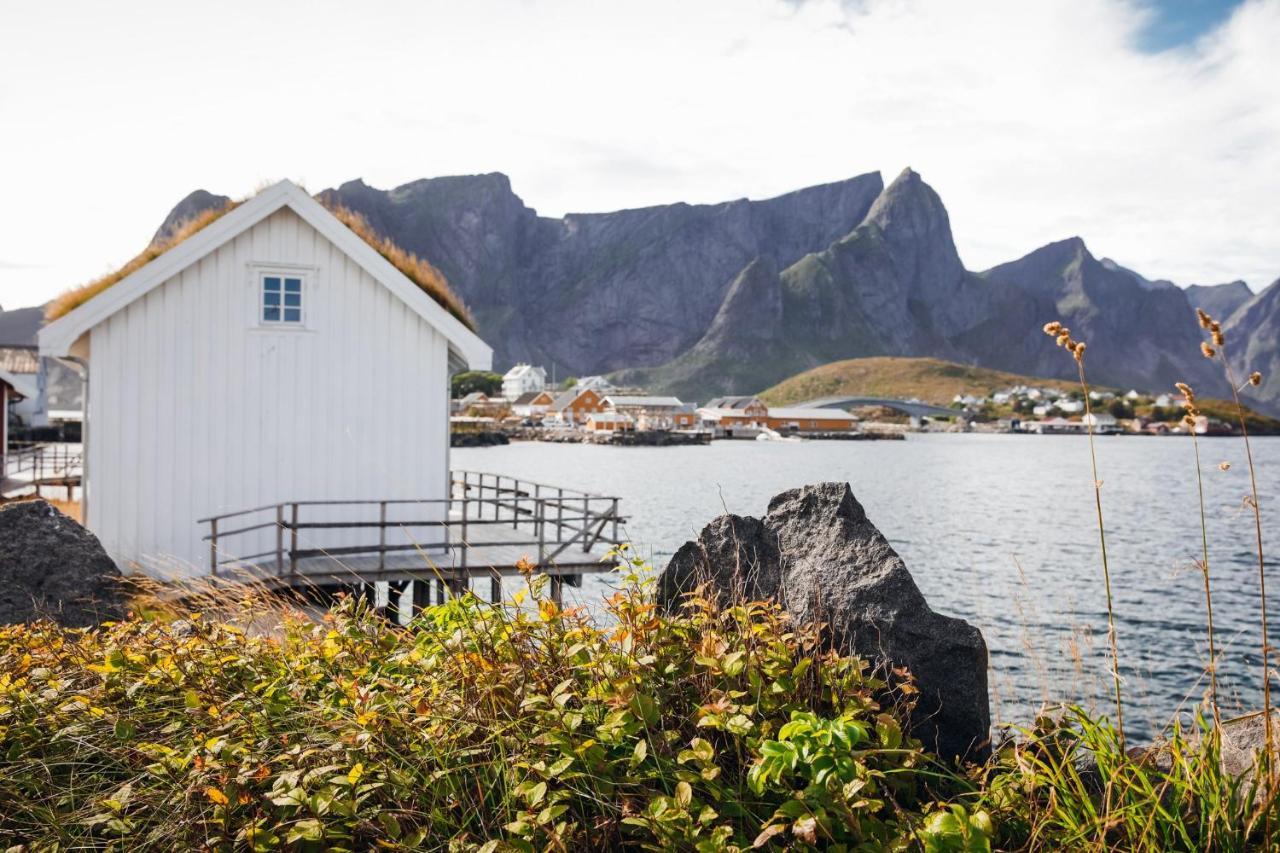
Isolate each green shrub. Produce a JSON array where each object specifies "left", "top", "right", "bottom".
[{"left": 0, "top": 558, "right": 970, "bottom": 851}]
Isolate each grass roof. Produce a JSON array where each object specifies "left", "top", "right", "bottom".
[{"left": 45, "top": 189, "right": 476, "bottom": 332}]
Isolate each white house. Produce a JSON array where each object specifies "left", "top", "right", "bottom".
[
  {"left": 39, "top": 180, "right": 491, "bottom": 575},
  {"left": 501, "top": 363, "right": 547, "bottom": 400},
  {"left": 574, "top": 375, "right": 616, "bottom": 395}
]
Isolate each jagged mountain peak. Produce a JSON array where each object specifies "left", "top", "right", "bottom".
[
  {"left": 1186, "top": 279, "right": 1255, "bottom": 321},
  {"left": 859, "top": 168, "right": 964, "bottom": 291},
  {"left": 151, "top": 189, "right": 231, "bottom": 244}
]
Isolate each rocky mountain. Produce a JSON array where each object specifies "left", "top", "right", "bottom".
[
  {"left": 1186, "top": 280, "right": 1255, "bottom": 321},
  {"left": 156, "top": 169, "right": 1278, "bottom": 411},
  {"left": 315, "top": 172, "right": 886, "bottom": 372},
  {"left": 153, "top": 189, "right": 231, "bottom": 243},
  {"left": 1223, "top": 279, "right": 1280, "bottom": 412}
]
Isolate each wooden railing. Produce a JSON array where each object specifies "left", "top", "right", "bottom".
[{"left": 197, "top": 471, "right": 625, "bottom": 590}]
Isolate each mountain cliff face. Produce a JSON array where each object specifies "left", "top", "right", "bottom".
[
  {"left": 1186, "top": 280, "right": 1254, "bottom": 320},
  {"left": 1223, "top": 280, "right": 1280, "bottom": 412},
  {"left": 157, "top": 169, "right": 1278, "bottom": 411},
  {"left": 317, "top": 172, "right": 886, "bottom": 372}
]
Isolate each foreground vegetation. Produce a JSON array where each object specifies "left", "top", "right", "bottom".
[{"left": 0, "top": 560, "right": 1278, "bottom": 851}]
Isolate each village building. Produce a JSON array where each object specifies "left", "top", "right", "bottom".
[
  {"left": 548, "top": 387, "right": 607, "bottom": 426},
  {"left": 765, "top": 406, "right": 859, "bottom": 433},
  {"left": 454, "top": 391, "right": 510, "bottom": 419},
  {"left": 602, "top": 395, "right": 697, "bottom": 430},
  {"left": 573, "top": 375, "right": 616, "bottom": 395},
  {"left": 1081, "top": 411, "right": 1120, "bottom": 433},
  {"left": 1, "top": 369, "right": 38, "bottom": 476},
  {"left": 501, "top": 363, "right": 547, "bottom": 400},
  {"left": 698, "top": 396, "right": 770, "bottom": 437},
  {"left": 584, "top": 411, "right": 635, "bottom": 433},
  {"left": 511, "top": 389, "right": 555, "bottom": 419},
  {"left": 0, "top": 308, "right": 84, "bottom": 429},
  {"left": 38, "top": 179, "right": 492, "bottom": 574}
]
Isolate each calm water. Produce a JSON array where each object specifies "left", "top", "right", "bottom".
[{"left": 455, "top": 434, "right": 1278, "bottom": 738}]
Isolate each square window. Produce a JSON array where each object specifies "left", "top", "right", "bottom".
[{"left": 261, "top": 273, "right": 304, "bottom": 324}]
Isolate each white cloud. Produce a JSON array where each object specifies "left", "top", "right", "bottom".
[{"left": 1, "top": 0, "right": 1277, "bottom": 310}]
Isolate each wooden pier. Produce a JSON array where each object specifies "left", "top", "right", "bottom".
[
  {"left": 1, "top": 442, "right": 82, "bottom": 501},
  {"left": 199, "top": 471, "right": 625, "bottom": 605}
]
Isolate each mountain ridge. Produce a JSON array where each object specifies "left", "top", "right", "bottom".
[{"left": 151, "top": 169, "right": 1279, "bottom": 413}]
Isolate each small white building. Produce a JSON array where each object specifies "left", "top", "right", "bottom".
[
  {"left": 574, "top": 375, "right": 616, "bottom": 395},
  {"left": 501, "top": 363, "right": 547, "bottom": 400},
  {"left": 39, "top": 180, "right": 491, "bottom": 574}
]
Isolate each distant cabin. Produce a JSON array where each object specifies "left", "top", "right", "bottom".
[{"left": 39, "top": 180, "right": 491, "bottom": 574}]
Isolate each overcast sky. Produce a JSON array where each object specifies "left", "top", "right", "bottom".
[{"left": 2, "top": 0, "right": 1277, "bottom": 310}]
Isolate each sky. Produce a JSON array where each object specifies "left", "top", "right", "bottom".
[{"left": 2, "top": 0, "right": 1277, "bottom": 310}]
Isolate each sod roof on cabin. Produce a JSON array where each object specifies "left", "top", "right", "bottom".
[{"left": 45, "top": 191, "right": 475, "bottom": 331}]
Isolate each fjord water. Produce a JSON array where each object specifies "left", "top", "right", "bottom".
[{"left": 456, "top": 435, "right": 1278, "bottom": 739}]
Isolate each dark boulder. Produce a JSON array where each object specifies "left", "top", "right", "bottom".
[
  {"left": 659, "top": 481, "right": 990, "bottom": 762},
  {"left": 0, "top": 499, "right": 127, "bottom": 627}
]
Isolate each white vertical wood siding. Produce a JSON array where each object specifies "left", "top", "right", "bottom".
[{"left": 87, "top": 207, "right": 449, "bottom": 575}]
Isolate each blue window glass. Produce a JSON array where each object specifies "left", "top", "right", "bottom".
[{"left": 262, "top": 274, "right": 303, "bottom": 323}]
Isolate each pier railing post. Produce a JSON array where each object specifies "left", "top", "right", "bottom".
[
  {"left": 289, "top": 503, "right": 299, "bottom": 577},
  {"left": 378, "top": 500, "right": 387, "bottom": 572},
  {"left": 275, "top": 504, "right": 284, "bottom": 575},
  {"left": 209, "top": 517, "right": 218, "bottom": 576}
]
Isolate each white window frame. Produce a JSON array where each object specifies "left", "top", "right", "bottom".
[{"left": 249, "top": 263, "right": 316, "bottom": 330}]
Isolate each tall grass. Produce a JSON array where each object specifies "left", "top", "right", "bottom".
[
  {"left": 1197, "top": 308, "right": 1271, "bottom": 768},
  {"left": 1176, "top": 381, "right": 1220, "bottom": 724},
  {"left": 1042, "top": 322, "right": 1124, "bottom": 748}
]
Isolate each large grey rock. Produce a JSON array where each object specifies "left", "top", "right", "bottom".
[
  {"left": 0, "top": 500, "right": 126, "bottom": 627},
  {"left": 658, "top": 482, "right": 990, "bottom": 762}
]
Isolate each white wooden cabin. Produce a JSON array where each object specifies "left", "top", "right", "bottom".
[{"left": 39, "top": 180, "right": 491, "bottom": 576}]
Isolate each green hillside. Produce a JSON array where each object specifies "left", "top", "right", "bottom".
[{"left": 759, "top": 357, "right": 1084, "bottom": 406}]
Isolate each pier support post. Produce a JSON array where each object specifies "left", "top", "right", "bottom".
[
  {"left": 386, "top": 580, "right": 410, "bottom": 625},
  {"left": 412, "top": 579, "right": 431, "bottom": 614}
]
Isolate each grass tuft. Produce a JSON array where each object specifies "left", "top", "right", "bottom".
[{"left": 45, "top": 187, "right": 476, "bottom": 332}]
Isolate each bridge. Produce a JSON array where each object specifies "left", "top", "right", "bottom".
[{"left": 793, "top": 396, "right": 966, "bottom": 420}]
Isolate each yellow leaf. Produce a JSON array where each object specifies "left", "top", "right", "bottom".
[
  {"left": 347, "top": 762, "right": 364, "bottom": 785},
  {"left": 205, "top": 787, "right": 228, "bottom": 805}
]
